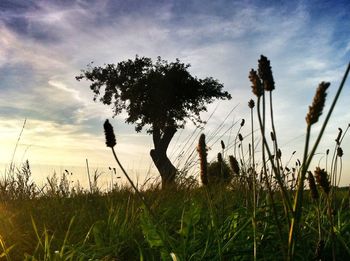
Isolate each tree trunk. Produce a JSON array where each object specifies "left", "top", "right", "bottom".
[
  {"left": 150, "top": 149, "right": 177, "bottom": 187},
  {"left": 150, "top": 126, "right": 177, "bottom": 188}
]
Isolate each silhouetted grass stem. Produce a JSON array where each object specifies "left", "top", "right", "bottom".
[
  {"left": 104, "top": 119, "right": 153, "bottom": 216},
  {"left": 257, "top": 95, "right": 287, "bottom": 258},
  {"left": 249, "top": 100, "right": 257, "bottom": 261},
  {"left": 257, "top": 96, "right": 293, "bottom": 212},
  {"left": 305, "top": 62, "right": 349, "bottom": 171},
  {"left": 111, "top": 147, "right": 152, "bottom": 212},
  {"left": 288, "top": 62, "right": 350, "bottom": 261}
]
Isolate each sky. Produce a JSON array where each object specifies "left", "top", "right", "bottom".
[{"left": 0, "top": 0, "right": 349, "bottom": 188}]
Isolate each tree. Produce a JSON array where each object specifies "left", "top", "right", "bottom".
[{"left": 76, "top": 56, "right": 231, "bottom": 187}]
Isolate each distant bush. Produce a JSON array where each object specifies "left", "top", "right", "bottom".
[{"left": 207, "top": 160, "right": 232, "bottom": 184}]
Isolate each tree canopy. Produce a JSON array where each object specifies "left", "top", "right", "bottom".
[{"left": 76, "top": 56, "right": 231, "bottom": 133}]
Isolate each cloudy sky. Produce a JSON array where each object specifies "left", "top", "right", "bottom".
[{"left": 0, "top": 0, "right": 349, "bottom": 186}]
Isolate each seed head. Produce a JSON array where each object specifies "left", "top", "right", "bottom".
[
  {"left": 217, "top": 152, "right": 223, "bottom": 163},
  {"left": 307, "top": 171, "right": 319, "bottom": 200},
  {"left": 240, "top": 119, "right": 245, "bottom": 127},
  {"left": 238, "top": 133, "right": 243, "bottom": 141},
  {"left": 221, "top": 140, "right": 225, "bottom": 150},
  {"left": 248, "top": 99, "right": 255, "bottom": 109},
  {"left": 314, "top": 167, "right": 330, "bottom": 195},
  {"left": 249, "top": 69, "right": 263, "bottom": 97},
  {"left": 197, "top": 134, "right": 208, "bottom": 185},
  {"left": 104, "top": 119, "right": 116, "bottom": 148},
  {"left": 229, "top": 155, "right": 240, "bottom": 175},
  {"left": 337, "top": 147, "right": 343, "bottom": 157},
  {"left": 277, "top": 149, "right": 282, "bottom": 159},
  {"left": 335, "top": 128, "right": 342, "bottom": 145},
  {"left": 305, "top": 82, "right": 330, "bottom": 126},
  {"left": 258, "top": 55, "right": 275, "bottom": 91}
]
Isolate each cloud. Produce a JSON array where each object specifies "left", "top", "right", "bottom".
[
  {"left": 0, "top": 24, "right": 66, "bottom": 71},
  {"left": 0, "top": 117, "right": 151, "bottom": 166}
]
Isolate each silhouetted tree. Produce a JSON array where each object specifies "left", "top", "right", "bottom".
[{"left": 76, "top": 56, "right": 231, "bottom": 187}]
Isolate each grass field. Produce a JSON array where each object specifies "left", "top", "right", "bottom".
[{"left": 0, "top": 170, "right": 350, "bottom": 260}]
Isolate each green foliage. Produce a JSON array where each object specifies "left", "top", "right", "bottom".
[{"left": 207, "top": 160, "right": 232, "bottom": 184}]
